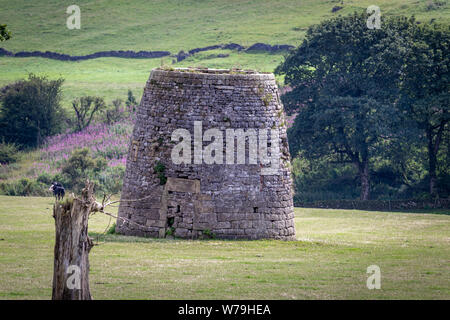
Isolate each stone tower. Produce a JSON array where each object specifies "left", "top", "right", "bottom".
[{"left": 117, "top": 68, "right": 295, "bottom": 240}]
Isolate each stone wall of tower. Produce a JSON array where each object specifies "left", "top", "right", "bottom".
[{"left": 117, "top": 68, "right": 296, "bottom": 240}]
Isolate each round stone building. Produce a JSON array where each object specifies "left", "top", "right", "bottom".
[{"left": 117, "top": 68, "right": 295, "bottom": 240}]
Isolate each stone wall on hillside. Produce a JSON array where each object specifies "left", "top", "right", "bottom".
[
  {"left": 0, "top": 42, "right": 294, "bottom": 62},
  {"left": 117, "top": 68, "right": 296, "bottom": 240}
]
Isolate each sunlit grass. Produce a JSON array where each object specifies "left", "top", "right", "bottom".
[
  {"left": 0, "top": 0, "right": 447, "bottom": 54},
  {"left": 0, "top": 51, "right": 286, "bottom": 108},
  {"left": 0, "top": 196, "right": 448, "bottom": 299}
]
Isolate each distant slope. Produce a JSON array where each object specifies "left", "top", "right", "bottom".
[
  {"left": 0, "top": 0, "right": 448, "bottom": 107},
  {"left": 0, "top": 0, "right": 448, "bottom": 55}
]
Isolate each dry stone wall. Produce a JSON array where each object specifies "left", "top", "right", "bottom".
[{"left": 117, "top": 68, "right": 296, "bottom": 240}]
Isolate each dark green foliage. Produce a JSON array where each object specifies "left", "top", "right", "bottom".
[
  {"left": 200, "top": 229, "right": 216, "bottom": 240},
  {"left": 154, "top": 161, "right": 167, "bottom": 185},
  {"left": 165, "top": 226, "right": 175, "bottom": 237},
  {"left": 56, "top": 148, "right": 124, "bottom": 195},
  {"left": 106, "top": 223, "right": 116, "bottom": 235},
  {"left": 0, "top": 24, "right": 11, "bottom": 41},
  {"left": 0, "top": 161, "right": 125, "bottom": 196},
  {"left": 276, "top": 13, "right": 449, "bottom": 200},
  {"left": 36, "top": 172, "right": 53, "bottom": 185},
  {"left": 291, "top": 157, "right": 360, "bottom": 202},
  {"left": 104, "top": 99, "right": 125, "bottom": 125},
  {"left": 0, "top": 178, "right": 47, "bottom": 196},
  {"left": 50, "top": 172, "right": 71, "bottom": 191},
  {"left": 276, "top": 12, "right": 410, "bottom": 200},
  {"left": 0, "top": 142, "right": 19, "bottom": 164},
  {"left": 0, "top": 74, "right": 65, "bottom": 148},
  {"left": 61, "top": 148, "right": 107, "bottom": 193},
  {"left": 125, "top": 90, "right": 137, "bottom": 110},
  {"left": 296, "top": 199, "right": 450, "bottom": 211},
  {"left": 397, "top": 22, "right": 449, "bottom": 196},
  {"left": 72, "top": 96, "right": 106, "bottom": 132}
]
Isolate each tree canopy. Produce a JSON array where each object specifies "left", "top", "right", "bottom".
[
  {"left": 0, "top": 74, "right": 65, "bottom": 148},
  {"left": 276, "top": 12, "right": 449, "bottom": 200},
  {"left": 398, "top": 22, "right": 449, "bottom": 196}
]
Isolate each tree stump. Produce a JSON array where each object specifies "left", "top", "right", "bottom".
[{"left": 52, "top": 181, "right": 96, "bottom": 300}]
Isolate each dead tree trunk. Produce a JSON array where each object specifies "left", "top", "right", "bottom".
[{"left": 52, "top": 181, "right": 97, "bottom": 300}]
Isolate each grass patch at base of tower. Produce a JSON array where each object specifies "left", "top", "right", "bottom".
[{"left": 0, "top": 195, "right": 448, "bottom": 299}]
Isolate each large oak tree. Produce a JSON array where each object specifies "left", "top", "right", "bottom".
[
  {"left": 276, "top": 13, "right": 415, "bottom": 200},
  {"left": 398, "top": 23, "right": 449, "bottom": 197}
]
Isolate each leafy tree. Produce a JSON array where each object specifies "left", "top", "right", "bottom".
[
  {"left": 72, "top": 96, "right": 106, "bottom": 131},
  {"left": 398, "top": 22, "right": 449, "bottom": 197},
  {"left": 105, "top": 99, "right": 124, "bottom": 125},
  {"left": 276, "top": 13, "right": 412, "bottom": 200},
  {"left": 0, "top": 24, "right": 11, "bottom": 41},
  {"left": 125, "top": 89, "right": 137, "bottom": 109},
  {"left": 0, "top": 74, "right": 65, "bottom": 148}
]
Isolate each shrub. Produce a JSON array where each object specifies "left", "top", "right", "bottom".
[
  {"left": 0, "top": 163, "right": 20, "bottom": 180},
  {"left": 0, "top": 74, "right": 65, "bottom": 148},
  {"left": 61, "top": 148, "right": 107, "bottom": 192},
  {"left": 165, "top": 227, "right": 175, "bottom": 237},
  {"left": 201, "top": 229, "right": 216, "bottom": 240},
  {"left": 106, "top": 222, "right": 116, "bottom": 235},
  {"left": 125, "top": 90, "right": 138, "bottom": 110},
  {"left": 92, "top": 165, "right": 125, "bottom": 195},
  {"left": 104, "top": 99, "right": 126, "bottom": 125},
  {"left": 0, "top": 142, "right": 19, "bottom": 164},
  {"left": 0, "top": 178, "right": 47, "bottom": 196},
  {"left": 36, "top": 172, "right": 53, "bottom": 185},
  {"left": 51, "top": 172, "right": 71, "bottom": 190}
]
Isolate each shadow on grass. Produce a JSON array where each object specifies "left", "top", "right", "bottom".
[
  {"left": 87, "top": 232, "right": 334, "bottom": 251},
  {"left": 299, "top": 207, "right": 450, "bottom": 215},
  {"left": 392, "top": 209, "right": 450, "bottom": 215},
  {"left": 89, "top": 232, "right": 169, "bottom": 243},
  {"left": 88, "top": 232, "right": 233, "bottom": 244}
]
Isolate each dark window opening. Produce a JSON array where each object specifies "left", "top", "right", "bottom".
[
  {"left": 176, "top": 205, "right": 181, "bottom": 213},
  {"left": 253, "top": 207, "right": 258, "bottom": 213},
  {"left": 167, "top": 217, "right": 174, "bottom": 227}
]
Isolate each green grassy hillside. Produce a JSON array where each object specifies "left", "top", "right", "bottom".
[
  {"left": 0, "top": 0, "right": 448, "bottom": 105},
  {"left": 0, "top": 50, "right": 285, "bottom": 107},
  {"left": 0, "top": 196, "right": 448, "bottom": 299},
  {"left": 1, "top": 0, "right": 447, "bottom": 54}
]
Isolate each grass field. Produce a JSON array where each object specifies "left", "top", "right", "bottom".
[
  {"left": 0, "top": 195, "right": 448, "bottom": 300},
  {"left": 0, "top": 50, "right": 286, "bottom": 107},
  {"left": 2, "top": 0, "right": 447, "bottom": 54},
  {"left": 1, "top": 0, "right": 448, "bottom": 106}
]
